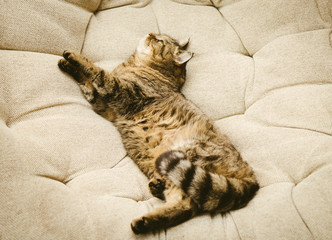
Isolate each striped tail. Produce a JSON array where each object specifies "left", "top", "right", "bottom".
[{"left": 155, "top": 150, "right": 259, "bottom": 213}]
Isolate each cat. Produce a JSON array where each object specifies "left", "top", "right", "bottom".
[{"left": 58, "top": 33, "right": 259, "bottom": 234}]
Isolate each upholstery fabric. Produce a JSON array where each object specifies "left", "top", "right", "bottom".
[{"left": 0, "top": 0, "right": 331, "bottom": 239}]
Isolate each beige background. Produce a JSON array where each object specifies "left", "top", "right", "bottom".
[{"left": 0, "top": 0, "right": 331, "bottom": 239}]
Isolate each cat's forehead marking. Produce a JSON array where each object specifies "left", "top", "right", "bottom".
[{"left": 155, "top": 34, "right": 178, "bottom": 45}]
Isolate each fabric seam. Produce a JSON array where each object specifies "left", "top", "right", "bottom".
[
  {"left": 229, "top": 212, "right": 242, "bottom": 240},
  {"left": 245, "top": 80, "right": 332, "bottom": 111},
  {"left": 150, "top": 3, "right": 161, "bottom": 34},
  {"left": 244, "top": 57, "right": 255, "bottom": 111},
  {"left": 217, "top": 9, "right": 250, "bottom": 56},
  {"left": 314, "top": 0, "right": 332, "bottom": 27},
  {"left": 290, "top": 185, "right": 315, "bottom": 239},
  {"left": 80, "top": 13, "right": 93, "bottom": 54}
]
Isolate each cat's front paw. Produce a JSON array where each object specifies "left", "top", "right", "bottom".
[
  {"left": 62, "top": 50, "right": 80, "bottom": 65},
  {"left": 62, "top": 50, "right": 75, "bottom": 59},
  {"left": 131, "top": 217, "right": 151, "bottom": 234},
  {"left": 58, "top": 58, "right": 76, "bottom": 74},
  {"left": 63, "top": 50, "right": 89, "bottom": 67},
  {"left": 148, "top": 178, "right": 166, "bottom": 200}
]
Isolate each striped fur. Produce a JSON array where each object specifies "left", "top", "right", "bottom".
[
  {"left": 156, "top": 150, "right": 259, "bottom": 213},
  {"left": 58, "top": 33, "right": 259, "bottom": 234}
]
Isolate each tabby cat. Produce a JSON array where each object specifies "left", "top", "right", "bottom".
[{"left": 58, "top": 33, "right": 259, "bottom": 234}]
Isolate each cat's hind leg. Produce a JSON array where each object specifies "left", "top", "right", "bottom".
[{"left": 131, "top": 184, "right": 198, "bottom": 234}]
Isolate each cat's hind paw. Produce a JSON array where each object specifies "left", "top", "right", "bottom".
[
  {"left": 148, "top": 178, "right": 166, "bottom": 200},
  {"left": 131, "top": 217, "right": 152, "bottom": 234}
]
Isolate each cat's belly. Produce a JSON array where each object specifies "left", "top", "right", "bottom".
[{"left": 147, "top": 121, "right": 206, "bottom": 160}]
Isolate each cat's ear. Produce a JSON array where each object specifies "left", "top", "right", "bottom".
[
  {"left": 174, "top": 51, "right": 193, "bottom": 65},
  {"left": 179, "top": 38, "right": 190, "bottom": 49}
]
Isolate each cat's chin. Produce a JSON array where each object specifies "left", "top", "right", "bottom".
[{"left": 136, "top": 34, "right": 151, "bottom": 56}]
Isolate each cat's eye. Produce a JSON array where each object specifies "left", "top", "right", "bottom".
[{"left": 157, "top": 40, "right": 164, "bottom": 45}]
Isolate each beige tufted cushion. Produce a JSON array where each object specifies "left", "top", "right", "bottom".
[{"left": 1, "top": 0, "right": 331, "bottom": 239}]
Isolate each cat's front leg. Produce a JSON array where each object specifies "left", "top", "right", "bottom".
[
  {"left": 58, "top": 51, "right": 96, "bottom": 102},
  {"left": 58, "top": 50, "right": 115, "bottom": 102},
  {"left": 58, "top": 54, "right": 83, "bottom": 83},
  {"left": 62, "top": 51, "right": 109, "bottom": 92},
  {"left": 61, "top": 50, "right": 94, "bottom": 74}
]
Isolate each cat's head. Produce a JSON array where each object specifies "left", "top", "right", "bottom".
[
  {"left": 135, "top": 33, "right": 193, "bottom": 88},
  {"left": 136, "top": 33, "right": 193, "bottom": 66}
]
